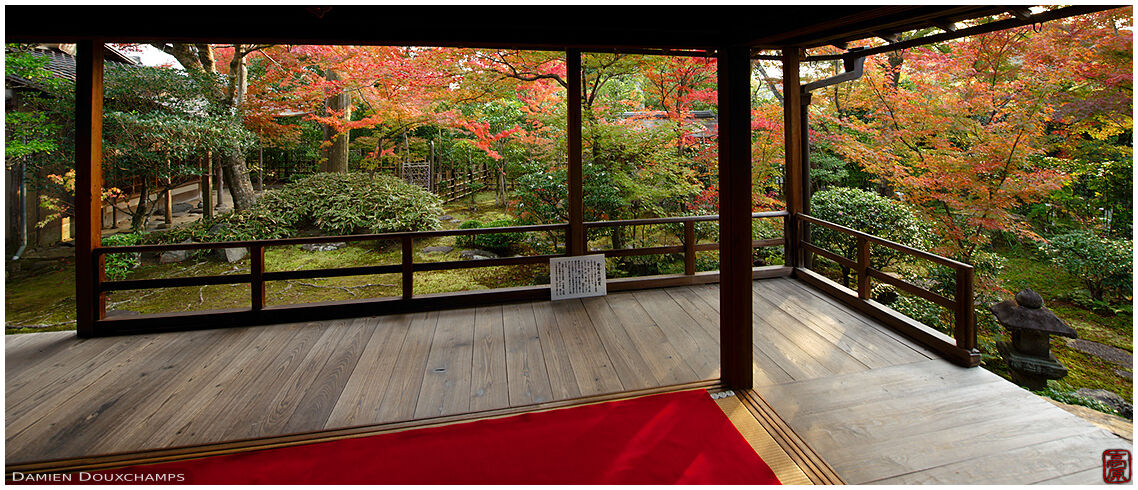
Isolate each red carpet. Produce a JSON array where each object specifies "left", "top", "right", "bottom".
[{"left": 90, "top": 390, "right": 781, "bottom": 484}]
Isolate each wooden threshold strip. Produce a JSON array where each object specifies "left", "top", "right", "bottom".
[
  {"left": 737, "top": 389, "right": 846, "bottom": 485},
  {"left": 6, "top": 379, "right": 723, "bottom": 476}
]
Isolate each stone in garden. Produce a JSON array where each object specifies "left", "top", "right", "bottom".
[
  {"left": 438, "top": 215, "right": 454, "bottom": 221},
  {"left": 172, "top": 202, "right": 193, "bottom": 214},
  {"left": 1075, "top": 388, "right": 1133, "bottom": 419},
  {"left": 160, "top": 249, "right": 189, "bottom": 263},
  {"left": 215, "top": 247, "right": 247, "bottom": 263},
  {"left": 208, "top": 223, "right": 230, "bottom": 235},
  {"left": 422, "top": 246, "right": 453, "bottom": 254},
  {"left": 301, "top": 242, "right": 347, "bottom": 252},
  {"left": 460, "top": 249, "right": 499, "bottom": 260},
  {"left": 449, "top": 219, "right": 462, "bottom": 224},
  {"left": 1065, "top": 338, "right": 1133, "bottom": 368}
]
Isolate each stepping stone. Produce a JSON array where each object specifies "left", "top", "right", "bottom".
[
  {"left": 1066, "top": 338, "right": 1133, "bottom": 367},
  {"left": 422, "top": 246, "right": 453, "bottom": 254},
  {"left": 460, "top": 249, "right": 499, "bottom": 260},
  {"left": 301, "top": 242, "right": 347, "bottom": 252}
]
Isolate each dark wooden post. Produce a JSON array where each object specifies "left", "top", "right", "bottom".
[
  {"left": 955, "top": 265, "right": 976, "bottom": 351},
  {"left": 684, "top": 220, "right": 696, "bottom": 276},
  {"left": 718, "top": 45, "right": 754, "bottom": 390},
  {"left": 566, "top": 49, "right": 585, "bottom": 256},
  {"left": 202, "top": 152, "right": 214, "bottom": 219},
  {"left": 251, "top": 244, "right": 265, "bottom": 311},
  {"left": 782, "top": 48, "right": 805, "bottom": 270},
  {"left": 856, "top": 236, "right": 870, "bottom": 299},
  {"left": 402, "top": 236, "right": 414, "bottom": 300},
  {"left": 75, "top": 40, "right": 105, "bottom": 338},
  {"left": 800, "top": 91, "right": 814, "bottom": 269}
]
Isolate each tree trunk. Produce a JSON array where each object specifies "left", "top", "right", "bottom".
[
  {"left": 130, "top": 179, "right": 149, "bottom": 232},
  {"left": 322, "top": 70, "right": 351, "bottom": 173},
  {"left": 223, "top": 153, "right": 258, "bottom": 210}
]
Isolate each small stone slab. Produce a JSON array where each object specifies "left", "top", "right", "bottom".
[
  {"left": 215, "top": 247, "right": 247, "bottom": 263},
  {"left": 422, "top": 246, "right": 454, "bottom": 254},
  {"left": 1075, "top": 388, "right": 1133, "bottom": 419},
  {"left": 438, "top": 215, "right": 454, "bottom": 221},
  {"left": 301, "top": 242, "right": 347, "bottom": 252},
  {"left": 159, "top": 249, "right": 189, "bottom": 264},
  {"left": 1066, "top": 338, "right": 1133, "bottom": 368},
  {"left": 460, "top": 249, "right": 499, "bottom": 260}
]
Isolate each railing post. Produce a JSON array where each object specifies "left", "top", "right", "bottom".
[
  {"left": 954, "top": 265, "right": 976, "bottom": 351},
  {"left": 856, "top": 236, "right": 870, "bottom": 299},
  {"left": 251, "top": 244, "right": 265, "bottom": 311},
  {"left": 402, "top": 237, "right": 414, "bottom": 300},
  {"left": 684, "top": 220, "right": 696, "bottom": 276}
]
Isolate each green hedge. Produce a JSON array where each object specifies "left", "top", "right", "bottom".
[{"left": 261, "top": 172, "right": 444, "bottom": 235}]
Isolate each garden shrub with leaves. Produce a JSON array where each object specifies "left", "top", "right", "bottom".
[
  {"left": 1044, "top": 231, "right": 1132, "bottom": 302},
  {"left": 101, "top": 232, "right": 145, "bottom": 280},
  {"left": 260, "top": 172, "right": 443, "bottom": 235},
  {"left": 809, "top": 187, "right": 929, "bottom": 286},
  {"left": 456, "top": 218, "right": 525, "bottom": 253}
]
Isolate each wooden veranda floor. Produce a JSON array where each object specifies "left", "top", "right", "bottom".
[{"left": 5, "top": 278, "right": 1130, "bottom": 483}]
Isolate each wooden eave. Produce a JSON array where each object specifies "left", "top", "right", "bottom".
[{"left": 1, "top": 5, "right": 1056, "bottom": 50}]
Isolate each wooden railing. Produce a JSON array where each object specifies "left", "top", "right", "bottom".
[
  {"left": 794, "top": 214, "right": 980, "bottom": 367},
  {"left": 90, "top": 212, "right": 788, "bottom": 336}
]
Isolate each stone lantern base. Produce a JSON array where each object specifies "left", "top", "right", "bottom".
[{"left": 997, "top": 340, "right": 1069, "bottom": 391}]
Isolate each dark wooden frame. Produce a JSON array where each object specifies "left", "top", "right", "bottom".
[{"left": 90, "top": 213, "right": 788, "bottom": 336}]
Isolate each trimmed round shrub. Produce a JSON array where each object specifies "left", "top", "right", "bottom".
[
  {"left": 1044, "top": 231, "right": 1132, "bottom": 302},
  {"left": 260, "top": 172, "right": 443, "bottom": 235}
]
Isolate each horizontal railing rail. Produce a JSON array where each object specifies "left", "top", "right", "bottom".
[
  {"left": 794, "top": 213, "right": 979, "bottom": 366},
  {"left": 90, "top": 212, "right": 790, "bottom": 335}
]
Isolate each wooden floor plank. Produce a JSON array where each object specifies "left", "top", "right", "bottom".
[
  {"left": 501, "top": 302, "right": 554, "bottom": 406},
  {"left": 376, "top": 311, "right": 440, "bottom": 422},
  {"left": 633, "top": 289, "right": 720, "bottom": 379},
  {"left": 665, "top": 284, "right": 794, "bottom": 385},
  {"left": 88, "top": 326, "right": 272, "bottom": 453},
  {"left": 142, "top": 322, "right": 308, "bottom": 449},
  {"left": 582, "top": 294, "right": 691, "bottom": 389},
  {"left": 282, "top": 317, "right": 373, "bottom": 433},
  {"left": 751, "top": 291, "right": 871, "bottom": 376},
  {"left": 190, "top": 323, "right": 330, "bottom": 445},
  {"left": 531, "top": 301, "right": 581, "bottom": 400},
  {"left": 6, "top": 329, "right": 234, "bottom": 463},
  {"left": 325, "top": 314, "right": 414, "bottom": 428},
  {"left": 6, "top": 334, "right": 154, "bottom": 427},
  {"left": 593, "top": 294, "right": 701, "bottom": 386},
  {"left": 867, "top": 431, "right": 1125, "bottom": 485},
  {"left": 240, "top": 320, "right": 362, "bottom": 438},
  {"left": 754, "top": 282, "right": 907, "bottom": 368},
  {"left": 779, "top": 278, "right": 935, "bottom": 359},
  {"left": 549, "top": 299, "right": 624, "bottom": 397},
  {"left": 469, "top": 306, "right": 509, "bottom": 412},
  {"left": 414, "top": 308, "right": 476, "bottom": 418}
]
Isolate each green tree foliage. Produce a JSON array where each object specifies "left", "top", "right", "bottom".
[
  {"left": 1044, "top": 231, "right": 1132, "bottom": 301},
  {"left": 809, "top": 187, "right": 928, "bottom": 286}
]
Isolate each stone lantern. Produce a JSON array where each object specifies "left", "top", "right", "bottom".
[{"left": 992, "top": 289, "right": 1077, "bottom": 390}]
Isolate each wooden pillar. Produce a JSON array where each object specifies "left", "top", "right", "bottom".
[
  {"left": 782, "top": 47, "right": 805, "bottom": 270},
  {"left": 566, "top": 48, "right": 585, "bottom": 256},
  {"left": 718, "top": 45, "right": 754, "bottom": 390},
  {"left": 75, "top": 40, "right": 105, "bottom": 338}
]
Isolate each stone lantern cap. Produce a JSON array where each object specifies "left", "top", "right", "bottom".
[{"left": 991, "top": 289, "right": 1076, "bottom": 338}]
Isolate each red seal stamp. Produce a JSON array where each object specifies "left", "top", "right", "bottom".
[{"left": 1104, "top": 449, "right": 1131, "bottom": 484}]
